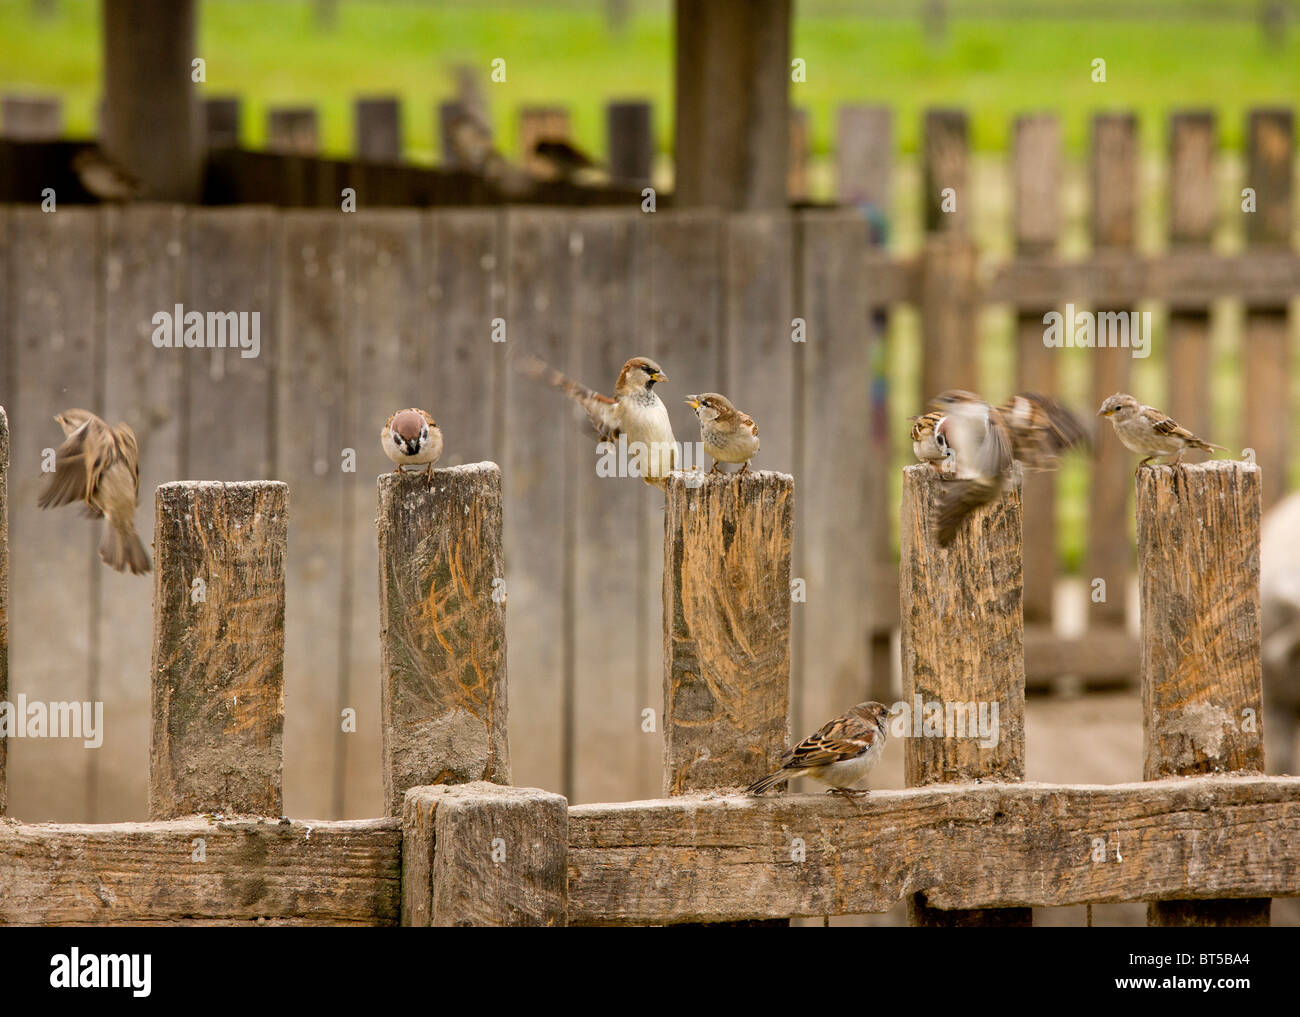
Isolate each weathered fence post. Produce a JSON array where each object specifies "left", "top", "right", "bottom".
[
  {"left": 919, "top": 232, "right": 978, "bottom": 400},
  {"left": 0, "top": 95, "right": 62, "bottom": 139},
  {"left": 203, "top": 96, "right": 241, "bottom": 150},
  {"left": 900, "top": 464, "right": 1030, "bottom": 926},
  {"left": 835, "top": 104, "right": 891, "bottom": 208},
  {"left": 787, "top": 106, "right": 809, "bottom": 202},
  {"left": 606, "top": 99, "right": 653, "bottom": 186},
  {"left": 267, "top": 107, "right": 320, "bottom": 155},
  {"left": 150, "top": 481, "right": 287, "bottom": 819},
  {"left": 662, "top": 471, "right": 793, "bottom": 795},
  {"left": 0, "top": 408, "right": 7, "bottom": 816},
  {"left": 355, "top": 96, "right": 402, "bottom": 162},
  {"left": 1138, "top": 461, "right": 1270, "bottom": 926},
  {"left": 922, "top": 108, "right": 968, "bottom": 234},
  {"left": 402, "top": 782, "right": 567, "bottom": 926},
  {"left": 377, "top": 464, "right": 510, "bottom": 817}
]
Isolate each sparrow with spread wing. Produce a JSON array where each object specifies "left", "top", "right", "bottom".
[
  {"left": 1098, "top": 393, "right": 1224, "bottom": 469},
  {"left": 746, "top": 702, "right": 892, "bottom": 797},
  {"left": 38, "top": 408, "right": 150, "bottom": 575},
  {"left": 381, "top": 408, "right": 443, "bottom": 483},
  {"left": 518, "top": 354, "right": 678, "bottom": 488},
  {"left": 685, "top": 393, "right": 759, "bottom": 473}
]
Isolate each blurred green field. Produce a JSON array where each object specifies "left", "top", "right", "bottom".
[{"left": 3, "top": 0, "right": 1299, "bottom": 162}]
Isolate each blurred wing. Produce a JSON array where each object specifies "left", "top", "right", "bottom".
[
  {"left": 1001, "top": 393, "right": 1090, "bottom": 468},
  {"left": 37, "top": 418, "right": 94, "bottom": 511},
  {"left": 516, "top": 353, "right": 621, "bottom": 441}
]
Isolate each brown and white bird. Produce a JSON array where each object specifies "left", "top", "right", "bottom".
[
  {"left": 38, "top": 408, "right": 150, "bottom": 575},
  {"left": 747, "top": 702, "right": 893, "bottom": 797},
  {"left": 685, "top": 393, "right": 759, "bottom": 473},
  {"left": 927, "top": 390, "right": 1088, "bottom": 546},
  {"left": 1098, "top": 393, "right": 1224, "bottom": 469},
  {"left": 910, "top": 410, "right": 953, "bottom": 476},
  {"left": 518, "top": 354, "right": 678, "bottom": 488},
  {"left": 72, "top": 147, "right": 142, "bottom": 202},
  {"left": 381, "top": 408, "right": 443, "bottom": 482}
]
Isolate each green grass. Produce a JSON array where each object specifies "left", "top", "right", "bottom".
[{"left": 3, "top": 0, "right": 1298, "bottom": 162}]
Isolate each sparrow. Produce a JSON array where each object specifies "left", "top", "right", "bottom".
[
  {"left": 72, "top": 147, "right": 142, "bottom": 202},
  {"left": 1098, "top": 393, "right": 1225, "bottom": 469},
  {"left": 910, "top": 410, "right": 953, "bottom": 476},
  {"left": 746, "top": 702, "right": 892, "bottom": 797},
  {"left": 381, "top": 408, "right": 444, "bottom": 483},
  {"left": 927, "top": 390, "right": 1089, "bottom": 546},
  {"left": 38, "top": 408, "right": 150, "bottom": 575},
  {"left": 518, "top": 354, "right": 678, "bottom": 488},
  {"left": 685, "top": 393, "right": 759, "bottom": 473},
  {"left": 532, "top": 138, "right": 601, "bottom": 182}
]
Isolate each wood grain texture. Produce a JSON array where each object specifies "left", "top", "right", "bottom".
[
  {"left": 0, "top": 407, "right": 6, "bottom": 815},
  {"left": 900, "top": 465, "right": 1026, "bottom": 786},
  {"left": 566, "top": 777, "right": 1300, "bottom": 924},
  {"left": 1138, "top": 462, "right": 1264, "bottom": 780},
  {"left": 402, "top": 782, "right": 567, "bottom": 927},
  {"left": 377, "top": 464, "right": 509, "bottom": 817},
  {"left": 0, "top": 816, "right": 400, "bottom": 925},
  {"left": 663, "top": 471, "right": 793, "bottom": 795},
  {"left": 150, "top": 481, "right": 288, "bottom": 819}
]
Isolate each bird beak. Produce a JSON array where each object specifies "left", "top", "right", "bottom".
[
  {"left": 685, "top": 396, "right": 699, "bottom": 409},
  {"left": 651, "top": 371, "right": 667, "bottom": 383},
  {"left": 1098, "top": 408, "right": 1110, "bottom": 417}
]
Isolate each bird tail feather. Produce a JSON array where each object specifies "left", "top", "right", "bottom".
[
  {"left": 745, "top": 770, "right": 790, "bottom": 796},
  {"left": 101, "top": 524, "right": 151, "bottom": 575}
]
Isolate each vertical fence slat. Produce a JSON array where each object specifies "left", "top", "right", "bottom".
[
  {"left": 1138, "top": 461, "right": 1269, "bottom": 926},
  {"left": 0, "top": 95, "right": 62, "bottom": 140},
  {"left": 1087, "top": 113, "right": 1138, "bottom": 631},
  {"left": 520, "top": 107, "right": 571, "bottom": 180},
  {"left": 345, "top": 210, "right": 424, "bottom": 819},
  {"left": 186, "top": 208, "right": 277, "bottom": 480},
  {"left": 0, "top": 407, "right": 7, "bottom": 816},
  {"left": 150, "top": 481, "right": 287, "bottom": 819},
  {"left": 503, "top": 210, "right": 572, "bottom": 796},
  {"left": 204, "top": 96, "right": 241, "bottom": 150},
  {"left": 1012, "top": 114, "right": 1062, "bottom": 629},
  {"left": 6, "top": 208, "right": 99, "bottom": 821},
  {"left": 662, "top": 472, "right": 793, "bottom": 794},
  {"left": 788, "top": 107, "right": 809, "bottom": 202},
  {"left": 267, "top": 107, "right": 320, "bottom": 155},
  {"left": 569, "top": 212, "right": 648, "bottom": 805},
  {"left": 355, "top": 96, "right": 402, "bottom": 162},
  {"left": 279, "top": 212, "right": 347, "bottom": 820},
  {"left": 377, "top": 465, "right": 509, "bottom": 817},
  {"left": 99, "top": 205, "right": 186, "bottom": 820},
  {"left": 923, "top": 108, "right": 968, "bottom": 234},
  {"left": 920, "top": 233, "right": 978, "bottom": 401},
  {"left": 900, "top": 464, "right": 1029, "bottom": 926},
  {"left": 1166, "top": 111, "right": 1217, "bottom": 444},
  {"left": 835, "top": 105, "right": 891, "bottom": 209},
  {"left": 606, "top": 100, "right": 653, "bottom": 188},
  {"left": 1244, "top": 109, "right": 1293, "bottom": 510}
]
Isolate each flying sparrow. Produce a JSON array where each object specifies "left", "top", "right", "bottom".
[
  {"left": 998, "top": 392, "right": 1091, "bottom": 469},
  {"left": 685, "top": 393, "right": 759, "bottom": 473},
  {"left": 1098, "top": 393, "right": 1225, "bottom": 470},
  {"left": 747, "top": 701, "right": 892, "bottom": 797},
  {"left": 910, "top": 410, "right": 953, "bottom": 476},
  {"left": 382, "top": 408, "right": 444, "bottom": 483},
  {"left": 38, "top": 408, "right": 150, "bottom": 575},
  {"left": 518, "top": 354, "right": 678, "bottom": 488},
  {"left": 72, "top": 147, "right": 142, "bottom": 202}
]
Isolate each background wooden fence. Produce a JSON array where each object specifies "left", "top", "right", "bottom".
[{"left": 0, "top": 105, "right": 1297, "bottom": 823}]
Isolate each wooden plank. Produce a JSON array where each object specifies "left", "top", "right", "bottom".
[
  {"left": 0, "top": 406, "right": 7, "bottom": 815},
  {"left": 345, "top": 210, "right": 425, "bottom": 819},
  {"left": 606, "top": 100, "right": 653, "bottom": 187},
  {"left": 278, "top": 211, "right": 347, "bottom": 821},
  {"left": 266, "top": 107, "right": 319, "bottom": 155},
  {"left": 900, "top": 464, "right": 1029, "bottom": 926},
  {"left": 1137, "top": 460, "right": 1268, "bottom": 926},
  {"left": 662, "top": 472, "right": 793, "bottom": 795},
  {"left": 185, "top": 207, "right": 277, "bottom": 480},
  {"left": 795, "top": 211, "right": 878, "bottom": 739},
  {"left": 0, "top": 95, "right": 62, "bottom": 139},
  {"left": 1024, "top": 626, "right": 1138, "bottom": 681},
  {"left": 0, "top": 817, "right": 400, "bottom": 925},
  {"left": 787, "top": 106, "right": 809, "bottom": 202},
  {"left": 402, "top": 783, "right": 567, "bottom": 926},
  {"left": 1165, "top": 112, "right": 1216, "bottom": 444},
  {"left": 354, "top": 96, "right": 401, "bottom": 162},
  {"left": 5, "top": 207, "right": 100, "bottom": 822},
  {"left": 150, "top": 481, "right": 287, "bottom": 819},
  {"left": 503, "top": 209, "right": 571, "bottom": 796},
  {"left": 1012, "top": 114, "right": 1061, "bottom": 627},
  {"left": 566, "top": 776, "right": 1300, "bottom": 924},
  {"left": 568, "top": 212, "right": 648, "bottom": 805},
  {"left": 673, "top": 0, "right": 790, "bottom": 210},
  {"left": 376, "top": 464, "right": 509, "bottom": 817},
  {"left": 922, "top": 108, "right": 968, "bottom": 234},
  {"left": 204, "top": 97, "right": 240, "bottom": 149},
  {"left": 98, "top": 205, "right": 187, "bottom": 822},
  {"left": 919, "top": 232, "right": 978, "bottom": 400},
  {"left": 1087, "top": 113, "right": 1138, "bottom": 630},
  {"left": 835, "top": 105, "right": 891, "bottom": 209},
  {"left": 1243, "top": 109, "right": 1293, "bottom": 511}
]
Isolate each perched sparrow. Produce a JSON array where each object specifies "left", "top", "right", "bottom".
[
  {"left": 72, "top": 147, "right": 142, "bottom": 202},
  {"left": 927, "top": 389, "right": 1088, "bottom": 546},
  {"left": 1098, "top": 393, "right": 1224, "bottom": 469},
  {"left": 685, "top": 393, "right": 759, "bottom": 473},
  {"left": 382, "top": 408, "right": 444, "bottom": 483},
  {"left": 747, "top": 702, "right": 892, "bottom": 797},
  {"left": 532, "top": 137, "right": 601, "bottom": 181},
  {"left": 910, "top": 410, "right": 953, "bottom": 476},
  {"left": 38, "top": 409, "right": 150, "bottom": 575},
  {"left": 518, "top": 354, "right": 678, "bottom": 488}
]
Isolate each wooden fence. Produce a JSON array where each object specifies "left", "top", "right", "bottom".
[{"left": 1, "top": 407, "right": 1296, "bottom": 925}]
